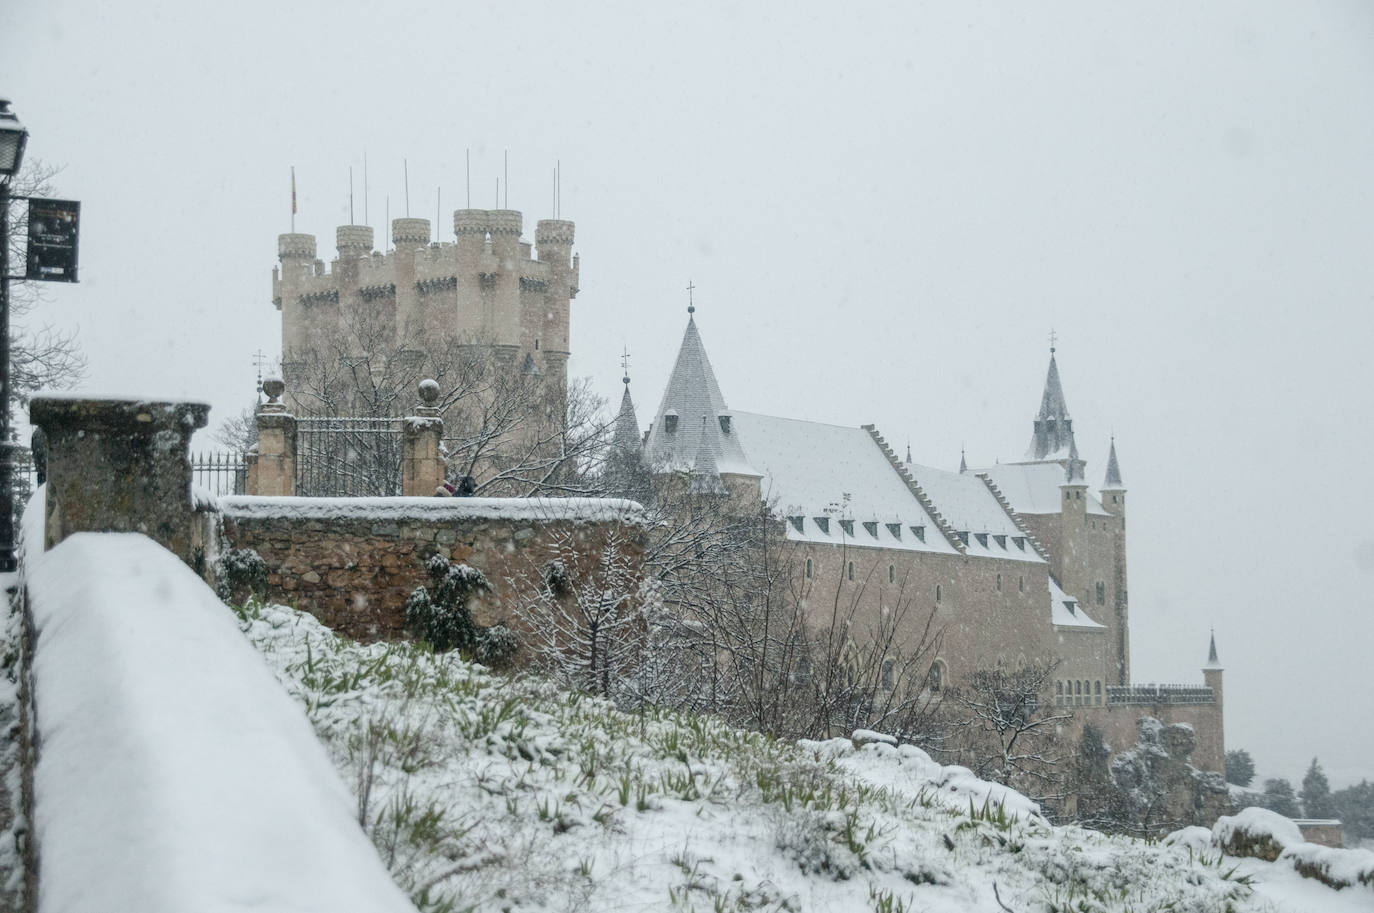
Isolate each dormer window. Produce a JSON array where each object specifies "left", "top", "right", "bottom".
[
  {"left": 957, "top": 531, "right": 969, "bottom": 545},
  {"left": 1012, "top": 537, "right": 1025, "bottom": 551},
  {"left": 912, "top": 525, "right": 926, "bottom": 542},
  {"left": 718, "top": 414, "right": 732, "bottom": 435},
  {"left": 974, "top": 533, "right": 988, "bottom": 548},
  {"left": 862, "top": 521, "right": 878, "bottom": 538},
  {"left": 993, "top": 534, "right": 1007, "bottom": 549},
  {"left": 886, "top": 523, "right": 902, "bottom": 540},
  {"left": 663, "top": 410, "right": 678, "bottom": 434},
  {"left": 814, "top": 517, "right": 830, "bottom": 534},
  {"left": 789, "top": 516, "right": 804, "bottom": 534},
  {"left": 839, "top": 519, "right": 854, "bottom": 537}
]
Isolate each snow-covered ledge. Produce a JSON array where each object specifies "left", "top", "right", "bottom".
[
  {"left": 24, "top": 533, "right": 415, "bottom": 913},
  {"left": 217, "top": 494, "right": 647, "bottom": 524}
]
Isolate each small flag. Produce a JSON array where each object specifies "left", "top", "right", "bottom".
[{"left": 291, "top": 166, "right": 297, "bottom": 216}]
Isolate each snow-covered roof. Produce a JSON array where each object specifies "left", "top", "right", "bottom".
[
  {"left": 981, "top": 461, "right": 1111, "bottom": 516},
  {"left": 218, "top": 495, "right": 647, "bottom": 524},
  {"left": 902, "top": 459, "right": 1042, "bottom": 563},
  {"left": 732, "top": 412, "right": 957, "bottom": 554},
  {"left": 644, "top": 315, "right": 758, "bottom": 478},
  {"left": 1049, "top": 576, "right": 1105, "bottom": 629}
]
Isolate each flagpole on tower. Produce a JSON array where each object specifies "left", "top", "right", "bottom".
[{"left": 291, "top": 166, "right": 297, "bottom": 232}]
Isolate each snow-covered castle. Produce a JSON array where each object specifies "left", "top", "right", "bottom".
[{"left": 621, "top": 307, "right": 1225, "bottom": 770}]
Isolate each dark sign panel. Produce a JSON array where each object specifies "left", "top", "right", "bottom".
[{"left": 26, "top": 198, "right": 80, "bottom": 283}]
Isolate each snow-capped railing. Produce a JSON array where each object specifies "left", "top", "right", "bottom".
[
  {"left": 22, "top": 533, "right": 416, "bottom": 913},
  {"left": 1106, "top": 684, "right": 1216, "bottom": 705}
]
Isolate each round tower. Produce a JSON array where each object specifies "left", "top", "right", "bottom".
[
  {"left": 335, "top": 225, "right": 374, "bottom": 284},
  {"left": 536, "top": 219, "right": 575, "bottom": 367},
  {"left": 391, "top": 218, "right": 431, "bottom": 249},
  {"left": 276, "top": 233, "right": 318, "bottom": 376},
  {"left": 487, "top": 211, "right": 523, "bottom": 349}
]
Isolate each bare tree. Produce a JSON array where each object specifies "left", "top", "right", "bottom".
[
  {"left": 945, "top": 659, "right": 1071, "bottom": 802},
  {"left": 282, "top": 299, "right": 611, "bottom": 497},
  {"left": 516, "top": 525, "right": 644, "bottom": 697}
]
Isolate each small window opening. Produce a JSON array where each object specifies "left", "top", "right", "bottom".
[
  {"left": 805, "top": 558, "right": 813, "bottom": 579},
  {"left": 1018, "top": 575, "right": 1024, "bottom": 592},
  {"left": 975, "top": 532, "right": 988, "bottom": 548},
  {"left": 663, "top": 412, "right": 678, "bottom": 434},
  {"left": 847, "top": 561, "right": 854, "bottom": 581},
  {"left": 789, "top": 516, "right": 804, "bottom": 534},
  {"left": 888, "top": 564, "right": 895, "bottom": 583},
  {"left": 996, "top": 573, "right": 1002, "bottom": 591},
  {"left": 882, "top": 660, "right": 894, "bottom": 690},
  {"left": 839, "top": 519, "right": 854, "bottom": 537},
  {"left": 927, "top": 662, "right": 943, "bottom": 692},
  {"left": 814, "top": 517, "right": 830, "bottom": 534},
  {"left": 912, "top": 525, "right": 926, "bottom": 542},
  {"left": 863, "top": 521, "right": 878, "bottom": 538},
  {"left": 1095, "top": 582, "right": 1105, "bottom": 605},
  {"left": 535, "top": 338, "right": 540, "bottom": 350},
  {"left": 718, "top": 414, "right": 732, "bottom": 434},
  {"left": 1012, "top": 537, "right": 1025, "bottom": 551},
  {"left": 935, "top": 584, "right": 941, "bottom": 603},
  {"left": 886, "top": 522, "right": 902, "bottom": 539}
]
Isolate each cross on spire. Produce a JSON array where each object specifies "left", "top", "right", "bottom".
[
  {"left": 252, "top": 349, "right": 269, "bottom": 402},
  {"left": 686, "top": 280, "right": 696, "bottom": 314},
  {"left": 1048, "top": 328, "right": 1058, "bottom": 354},
  {"left": 620, "top": 346, "right": 632, "bottom": 384}
]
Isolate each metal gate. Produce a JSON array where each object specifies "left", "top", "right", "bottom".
[{"left": 295, "top": 416, "right": 404, "bottom": 497}]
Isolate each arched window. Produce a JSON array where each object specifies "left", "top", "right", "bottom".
[
  {"left": 1074, "top": 680, "right": 1082, "bottom": 705},
  {"left": 881, "top": 660, "right": 894, "bottom": 690},
  {"left": 1095, "top": 680, "right": 1102, "bottom": 706},
  {"left": 936, "top": 584, "right": 942, "bottom": 603},
  {"left": 1056, "top": 680, "right": 1064, "bottom": 706},
  {"left": 927, "top": 661, "right": 944, "bottom": 692},
  {"left": 805, "top": 558, "right": 813, "bottom": 579},
  {"left": 888, "top": 564, "right": 895, "bottom": 583},
  {"left": 997, "top": 573, "right": 1002, "bottom": 592},
  {"left": 847, "top": 561, "right": 854, "bottom": 581}
]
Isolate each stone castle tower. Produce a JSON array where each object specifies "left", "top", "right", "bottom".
[{"left": 273, "top": 210, "right": 578, "bottom": 412}]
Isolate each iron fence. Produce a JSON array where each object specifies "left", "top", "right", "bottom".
[
  {"left": 191, "top": 451, "right": 247, "bottom": 496},
  {"left": 295, "top": 415, "right": 404, "bottom": 497}
]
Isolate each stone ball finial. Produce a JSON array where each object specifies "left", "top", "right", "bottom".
[
  {"left": 418, "top": 378, "right": 440, "bottom": 406},
  {"left": 262, "top": 377, "right": 285, "bottom": 404}
]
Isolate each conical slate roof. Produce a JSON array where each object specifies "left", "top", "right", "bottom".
[
  {"left": 645, "top": 313, "right": 758, "bottom": 477},
  {"left": 1102, "top": 437, "right": 1124, "bottom": 490},
  {"left": 1063, "top": 437, "right": 1086, "bottom": 485},
  {"left": 1026, "top": 352, "right": 1077, "bottom": 461},
  {"left": 689, "top": 417, "right": 727, "bottom": 495},
  {"left": 612, "top": 379, "right": 643, "bottom": 455},
  {"left": 1204, "top": 630, "right": 1222, "bottom": 670}
]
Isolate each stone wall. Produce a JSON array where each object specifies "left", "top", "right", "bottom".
[
  {"left": 218, "top": 496, "right": 645, "bottom": 642},
  {"left": 1076, "top": 699, "right": 1226, "bottom": 773}
]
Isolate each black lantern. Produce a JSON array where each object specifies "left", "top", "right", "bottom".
[{"left": 0, "top": 100, "right": 26, "bottom": 177}]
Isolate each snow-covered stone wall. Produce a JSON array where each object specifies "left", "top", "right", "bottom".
[
  {"left": 218, "top": 495, "right": 646, "bottom": 641},
  {"left": 23, "top": 532, "right": 416, "bottom": 913}
]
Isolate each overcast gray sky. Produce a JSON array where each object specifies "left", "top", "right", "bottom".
[{"left": 6, "top": 0, "right": 1373, "bottom": 787}]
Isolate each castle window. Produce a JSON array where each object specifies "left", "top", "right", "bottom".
[
  {"left": 1095, "top": 680, "right": 1102, "bottom": 706},
  {"left": 863, "top": 521, "right": 878, "bottom": 538},
  {"left": 1056, "top": 680, "right": 1064, "bottom": 706},
  {"left": 912, "top": 525, "right": 926, "bottom": 542},
  {"left": 1076, "top": 491, "right": 1082, "bottom": 500},
  {"left": 814, "top": 517, "right": 830, "bottom": 534},
  {"left": 1018, "top": 575, "right": 1024, "bottom": 592},
  {"left": 886, "top": 523, "right": 903, "bottom": 539},
  {"left": 935, "top": 584, "right": 941, "bottom": 603},
  {"left": 996, "top": 573, "right": 1002, "bottom": 592},
  {"left": 839, "top": 519, "right": 854, "bottom": 537},
  {"left": 882, "top": 660, "right": 894, "bottom": 690},
  {"left": 993, "top": 534, "right": 1007, "bottom": 549},
  {"left": 1012, "top": 537, "right": 1025, "bottom": 550},
  {"left": 663, "top": 411, "right": 678, "bottom": 434},
  {"left": 1065, "top": 492, "right": 1070, "bottom": 502},
  {"left": 888, "top": 564, "right": 895, "bottom": 583},
  {"left": 535, "top": 338, "right": 540, "bottom": 350},
  {"left": 956, "top": 531, "right": 969, "bottom": 545},
  {"left": 718, "top": 414, "right": 732, "bottom": 434},
  {"left": 789, "top": 516, "right": 804, "bottom": 534},
  {"left": 975, "top": 532, "right": 988, "bottom": 548},
  {"left": 805, "top": 558, "right": 813, "bottom": 579},
  {"left": 927, "top": 661, "right": 944, "bottom": 692},
  {"left": 1095, "top": 582, "right": 1105, "bottom": 605},
  {"left": 847, "top": 561, "right": 854, "bottom": 581}
]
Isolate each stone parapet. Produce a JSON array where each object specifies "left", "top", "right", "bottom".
[
  {"left": 391, "top": 218, "right": 431, "bottom": 247},
  {"left": 28, "top": 396, "right": 210, "bottom": 565},
  {"left": 487, "top": 210, "right": 522, "bottom": 236},
  {"left": 278, "top": 233, "right": 317, "bottom": 260},
  {"left": 336, "top": 225, "right": 374, "bottom": 257},
  {"left": 535, "top": 219, "right": 575, "bottom": 246}
]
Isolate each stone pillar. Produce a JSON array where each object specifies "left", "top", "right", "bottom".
[
  {"left": 402, "top": 379, "right": 445, "bottom": 497},
  {"left": 245, "top": 378, "right": 297, "bottom": 496},
  {"left": 28, "top": 396, "right": 210, "bottom": 563}
]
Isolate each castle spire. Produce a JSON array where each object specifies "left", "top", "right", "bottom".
[
  {"left": 1204, "top": 630, "right": 1222, "bottom": 669},
  {"left": 959, "top": 447, "right": 967, "bottom": 474},
  {"left": 1064, "top": 437, "right": 1085, "bottom": 484},
  {"left": 689, "top": 416, "right": 726, "bottom": 495},
  {"left": 644, "top": 310, "right": 757, "bottom": 479},
  {"left": 1026, "top": 345, "right": 1076, "bottom": 461},
  {"left": 1102, "top": 436, "right": 1124, "bottom": 490},
  {"left": 612, "top": 362, "right": 642, "bottom": 455}
]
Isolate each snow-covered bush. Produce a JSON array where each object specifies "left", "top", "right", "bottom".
[
  {"left": 1212, "top": 807, "right": 1303, "bottom": 862},
  {"left": 214, "top": 548, "right": 267, "bottom": 604},
  {"left": 403, "top": 558, "right": 492, "bottom": 654}
]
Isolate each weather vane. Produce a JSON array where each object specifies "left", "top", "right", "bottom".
[
  {"left": 252, "top": 349, "right": 269, "bottom": 402},
  {"left": 686, "top": 280, "right": 696, "bottom": 315},
  {"left": 1049, "top": 328, "right": 1058, "bottom": 354}
]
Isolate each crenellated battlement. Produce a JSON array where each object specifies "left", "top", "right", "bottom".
[{"left": 273, "top": 206, "right": 578, "bottom": 414}]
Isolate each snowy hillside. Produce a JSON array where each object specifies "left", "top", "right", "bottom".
[{"left": 239, "top": 601, "right": 1372, "bottom": 913}]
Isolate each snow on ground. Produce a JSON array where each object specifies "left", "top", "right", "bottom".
[
  {"left": 23, "top": 533, "right": 415, "bottom": 913},
  {"left": 240, "top": 598, "right": 1373, "bottom": 913}
]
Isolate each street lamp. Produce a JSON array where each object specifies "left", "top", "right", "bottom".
[{"left": 0, "top": 99, "right": 30, "bottom": 572}]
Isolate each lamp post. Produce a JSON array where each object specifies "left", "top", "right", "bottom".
[{"left": 0, "top": 100, "right": 30, "bottom": 572}]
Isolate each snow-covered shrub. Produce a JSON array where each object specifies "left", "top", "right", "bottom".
[
  {"left": 474, "top": 624, "right": 519, "bottom": 670},
  {"left": 773, "top": 807, "right": 866, "bottom": 880},
  {"left": 403, "top": 561, "right": 489, "bottom": 653},
  {"left": 1280, "top": 842, "right": 1374, "bottom": 891},
  {"left": 1212, "top": 807, "right": 1303, "bottom": 862},
  {"left": 214, "top": 548, "right": 267, "bottom": 604}
]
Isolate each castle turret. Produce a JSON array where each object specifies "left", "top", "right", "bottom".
[
  {"left": 536, "top": 219, "right": 576, "bottom": 371},
  {"left": 1203, "top": 630, "right": 1224, "bottom": 704},
  {"left": 1027, "top": 346, "right": 1076, "bottom": 461},
  {"left": 334, "top": 225, "right": 374, "bottom": 284},
  {"left": 1057, "top": 437, "right": 1090, "bottom": 606},
  {"left": 389, "top": 218, "right": 430, "bottom": 338},
  {"left": 1100, "top": 436, "right": 1129, "bottom": 683},
  {"left": 1100, "top": 435, "right": 1125, "bottom": 514},
  {"left": 487, "top": 210, "right": 523, "bottom": 354},
  {"left": 276, "top": 232, "right": 319, "bottom": 385}
]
